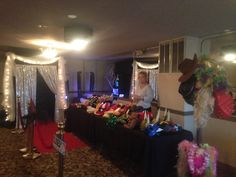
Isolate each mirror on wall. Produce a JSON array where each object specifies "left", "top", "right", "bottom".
[
  {"left": 204, "top": 33, "right": 236, "bottom": 95},
  {"left": 203, "top": 32, "right": 236, "bottom": 118}
]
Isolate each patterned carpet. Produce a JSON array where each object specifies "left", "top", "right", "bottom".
[
  {"left": 0, "top": 127, "right": 144, "bottom": 177},
  {"left": 1, "top": 127, "right": 235, "bottom": 177}
]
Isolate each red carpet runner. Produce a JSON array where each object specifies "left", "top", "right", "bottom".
[{"left": 34, "top": 121, "right": 87, "bottom": 153}]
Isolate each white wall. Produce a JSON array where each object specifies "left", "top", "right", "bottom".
[
  {"left": 157, "top": 37, "right": 199, "bottom": 135},
  {"left": 158, "top": 73, "right": 196, "bottom": 135},
  {"left": 158, "top": 73, "right": 184, "bottom": 111},
  {"left": 202, "top": 119, "right": 236, "bottom": 168}
]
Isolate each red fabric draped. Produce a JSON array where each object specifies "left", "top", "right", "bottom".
[{"left": 34, "top": 121, "right": 87, "bottom": 153}]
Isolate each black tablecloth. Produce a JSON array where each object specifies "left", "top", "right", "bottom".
[{"left": 65, "top": 107, "right": 193, "bottom": 177}]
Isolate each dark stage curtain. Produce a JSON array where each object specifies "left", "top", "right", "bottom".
[
  {"left": 36, "top": 70, "right": 55, "bottom": 121},
  {"left": 114, "top": 59, "right": 133, "bottom": 98}
]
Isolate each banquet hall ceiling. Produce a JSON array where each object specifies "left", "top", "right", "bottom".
[{"left": 0, "top": 0, "right": 236, "bottom": 59}]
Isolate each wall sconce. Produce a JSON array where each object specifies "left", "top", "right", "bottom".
[{"left": 221, "top": 44, "right": 236, "bottom": 63}]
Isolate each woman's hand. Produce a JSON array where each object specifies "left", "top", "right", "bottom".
[{"left": 132, "top": 94, "right": 143, "bottom": 102}]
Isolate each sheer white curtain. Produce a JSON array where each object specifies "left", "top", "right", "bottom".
[
  {"left": 15, "top": 65, "right": 37, "bottom": 128},
  {"left": 148, "top": 70, "right": 158, "bottom": 100},
  {"left": 37, "top": 66, "right": 57, "bottom": 94},
  {"left": 37, "top": 65, "right": 58, "bottom": 120},
  {"left": 38, "top": 58, "right": 67, "bottom": 121}
]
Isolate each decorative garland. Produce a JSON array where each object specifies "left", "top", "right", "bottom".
[
  {"left": 177, "top": 140, "right": 218, "bottom": 177},
  {"left": 187, "top": 146, "right": 210, "bottom": 176},
  {"left": 136, "top": 61, "right": 159, "bottom": 69}
]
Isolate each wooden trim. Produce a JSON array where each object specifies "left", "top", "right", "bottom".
[
  {"left": 158, "top": 107, "right": 236, "bottom": 120},
  {"left": 218, "top": 162, "right": 236, "bottom": 176},
  {"left": 159, "top": 106, "right": 194, "bottom": 116},
  {"left": 212, "top": 114, "right": 236, "bottom": 123}
]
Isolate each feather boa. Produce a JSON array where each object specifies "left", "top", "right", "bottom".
[{"left": 194, "top": 87, "right": 215, "bottom": 128}]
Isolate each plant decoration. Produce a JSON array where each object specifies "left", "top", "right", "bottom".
[
  {"left": 194, "top": 56, "right": 230, "bottom": 90},
  {"left": 0, "top": 105, "right": 7, "bottom": 123},
  {"left": 178, "top": 54, "right": 234, "bottom": 128},
  {"left": 193, "top": 55, "right": 234, "bottom": 128}
]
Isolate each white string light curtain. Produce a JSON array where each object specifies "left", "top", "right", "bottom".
[
  {"left": 2, "top": 52, "right": 67, "bottom": 122},
  {"left": 131, "top": 60, "right": 159, "bottom": 101}
]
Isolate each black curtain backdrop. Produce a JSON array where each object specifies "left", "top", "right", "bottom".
[
  {"left": 36, "top": 70, "right": 55, "bottom": 121},
  {"left": 114, "top": 59, "right": 133, "bottom": 98},
  {"left": 90, "top": 72, "right": 95, "bottom": 92}
]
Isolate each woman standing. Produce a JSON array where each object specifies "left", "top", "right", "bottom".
[
  {"left": 124, "top": 71, "right": 154, "bottom": 129},
  {"left": 132, "top": 71, "right": 154, "bottom": 111}
]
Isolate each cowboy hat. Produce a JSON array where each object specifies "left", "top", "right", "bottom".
[
  {"left": 178, "top": 54, "right": 198, "bottom": 83},
  {"left": 178, "top": 75, "right": 196, "bottom": 105}
]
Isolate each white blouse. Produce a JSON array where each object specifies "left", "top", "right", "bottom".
[{"left": 135, "top": 84, "right": 154, "bottom": 109}]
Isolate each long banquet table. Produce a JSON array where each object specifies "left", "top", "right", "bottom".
[{"left": 64, "top": 106, "right": 193, "bottom": 177}]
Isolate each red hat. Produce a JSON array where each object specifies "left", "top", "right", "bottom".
[
  {"left": 178, "top": 54, "right": 198, "bottom": 83},
  {"left": 94, "top": 102, "right": 111, "bottom": 116}
]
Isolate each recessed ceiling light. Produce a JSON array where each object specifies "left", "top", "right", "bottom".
[
  {"left": 224, "top": 29, "right": 231, "bottom": 33},
  {"left": 67, "top": 14, "right": 77, "bottom": 19},
  {"left": 70, "top": 39, "right": 89, "bottom": 51},
  {"left": 38, "top": 24, "right": 48, "bottom": 29}
]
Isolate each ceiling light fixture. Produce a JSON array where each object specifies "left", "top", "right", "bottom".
[
  {"left": 224, "top": 53, "right": 236, "bottom": 61},
  {"left": 224, "top": 29, "right": 231, "bottom": 33},
  {"left": 64, "top": 24, "right": 92, "bottom": 50},
  {"left": 41, "top": 48, "right": 58, "bottom": 59},
  {"left": 30, "top": 39, "right": 57, "bottom": 48},
  {"left": 27, "top": 39, "right": 89, "bottom": 51},
  {"left": 70, "top": 39, "right": 89, "bottom": 51},
  {"left": 67, "top": 14, "right": 77, "bottom": 19},
  {"left": 38, "top": 24, "right": 48, "bottom": 29}
]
